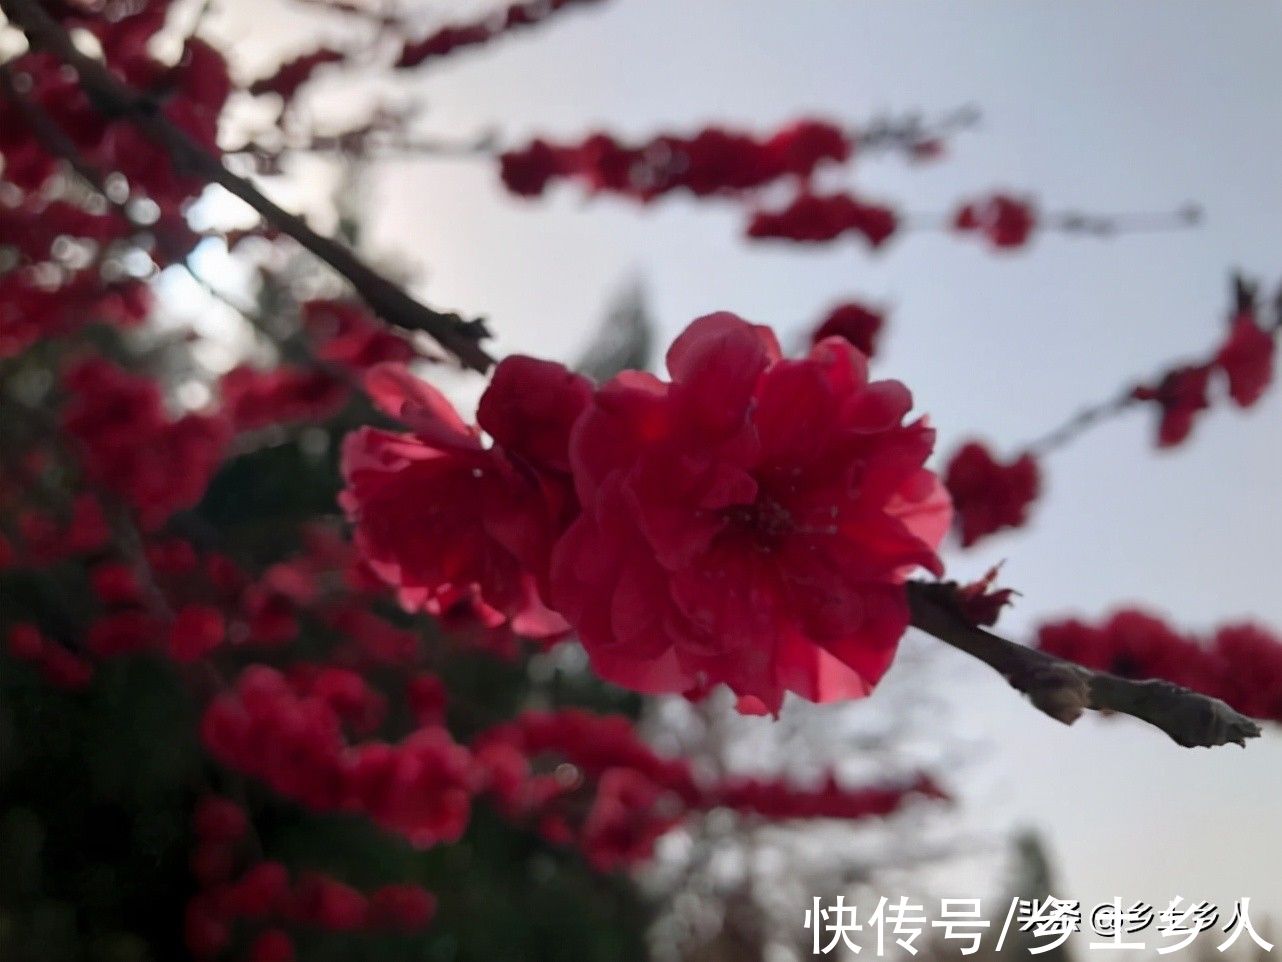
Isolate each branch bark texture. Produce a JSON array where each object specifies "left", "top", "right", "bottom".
[{"left": 906, "top": 581, "right": 1262, "bottom": 749}]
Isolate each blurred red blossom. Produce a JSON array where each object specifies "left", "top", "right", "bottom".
[
  {"left": 746, "top": 191, "right": 899, "bottom": 247},
  {"left": 1132, "top": 363, "right": 1214, "bottom": 448},
  {"left": 1037, "top": 610, "right": 1282, "bottom": 722},
  {"left": 952, "top": 193, "right": 1037, "bottom": 250},
  {"left": 943, "top": 442, "right": 1040, "bottom": 547},
  {"left": 810, "top": 301, "right": 885, "bottom": 358},
  {"left": 1216, "top": 310, "right": 1275, "bottom": 408},
  {"left": 62, "top": 359, "right": 230, "bottom": 529},
  {"left": 501, "top": 120, "right": 852, "bottom": 201}
]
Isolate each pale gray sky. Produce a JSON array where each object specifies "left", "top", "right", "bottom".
[{"left": 204, "top": 0, "right": 1282, "bottom": 924}]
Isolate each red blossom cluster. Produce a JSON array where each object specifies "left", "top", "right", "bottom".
[
  {"left": 396, "top": 0, "right": 608, "bottom": 69},
  {"left": 220, "top": 365, "right": 350, "bottom": 431},
  {"left": 952, "top": 193, "right": 1037, "bottom": 249},
  {"left": 942, "top": 442, "right": 1041, "bottom": 548},
  {"left": 500, "top": 120, "right": 853, "bottom": 200},
  {"left": 211, "top": 298, "right": 422, "bottom": 433},
  {"left": 474, "top": 708, "right": 940, "bottom": 871},
  {"left": 202, "top": 665, "right": 477, "bottom": 846},
  {"left": 200, "top": 674, "right": 937, "bottom": 875},
  {"left": 5, "top": 622, "right": 95, "bottom": 689},
  {"left": 184, "top": 794, "right": 437, "bottom": 957},
  {"left": 343, "top": 313, "right": 952, "bottom": 714},
  {"left": 746, "top": 191, "right": 900, "bottom": 248},
  {"left": 342, "top": 357, "right": 590, "bottom": 638},
  {"left": 302, "top": 298, "right": 417, "bottom": 369},
  {"left": 1133, "top": 307, "right": 1276, "bottom": 446},
  {"left": 0, "top": 0, "right": 230, "bottom": 355},
  {"left": 748, "top": 191, "right": 1046, "bottom": 251},
  {"left": 62, "top": 358, "right": 231, "bottom": 529},
  {"left": 1036, "top": 610, "right": 1282, "bottom": 722},
  {"left": 8, "top": 491, "right": 110, "bottom": 565}
]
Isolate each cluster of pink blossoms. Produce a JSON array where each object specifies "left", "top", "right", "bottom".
[
  {"left": 343, "top": 312, "right": 952, "bottom": 714},
  {"left": 1037, "top": 610, "right": 1282, "bottom": 723}
]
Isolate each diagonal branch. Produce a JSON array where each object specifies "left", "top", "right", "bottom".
[
  {"left": 905, "top": 581, "right": 1263, "bottom": 749},
  {"left": 0, "top": 0, "right": 495, "bottom": 373}
]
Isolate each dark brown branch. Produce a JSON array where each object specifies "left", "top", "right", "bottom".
[
  {"left": 0, "top": 0, "right": 495, "bottom": 373},
  {"left": 1022, "top": 387, "right": 1137, "bottom": 457},
  {"left": 906, "top": 581, "right": 1262, "bottom": 749}
]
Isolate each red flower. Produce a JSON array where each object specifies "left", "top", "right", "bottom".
[
  {"left": 344, "top": 728, "right": 475, "bottom": 847},
  {"left": 1213, "top": 624, "right": 1282, "bottom": 721},
  {"left": 1215, "top": 311, "right": 1275, "bottom": 408},
  {"left": 168, "top": 605, "right": 226, "bottom": 662},
  {"left": 952, "top": 193, "right": 1037, "bottom": 250},
  {"left": 219, "top": 364, "right": 349, "bottom": 431},
  {"left": 500, "top": 139, "right": 565, "bottom": 196},
  {"left": 550, "top": 313, "right": 950, "bottom": 713},
  {"left": 224, "top": 862, "right": 291, "bottom": 918},
  {"left": 746, "top": 191, "right": 898, "bottom": 247},
  {"left": 302, "top": 299, "right": 415, "bottom": 370},
  {"left": 943, "top": 442, "right": 1040, "bottom": 547},
  {"left": 341, "top": 359, "right": 591, "bottom": 637},
  {"left": 90, "top": 561, "right": 144, "bottom": 606},
  {"left": 289, "top": 874, "right": 368, "bottom": 931},
  {"left": 498, "top": 120, "right": 851, "bottom": 201},
  {"left": 62, "top": 359, "right": 229, "bottom": 529},
  {"left": 580, "top": 768, "right": 684, "bottom": 871},
  {"left": 810, "top": 302, "right": 884, "bottom": 358},
  {"left": 1132, "top": 363, "right": 1213, "bottom": 447}
]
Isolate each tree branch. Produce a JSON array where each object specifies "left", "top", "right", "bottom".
[
  {"left": 0, "top": 0, "right": 495, "bottom": 373},
  {"left": 905, "top": 581, "right": 1263, "bottom": 749}
]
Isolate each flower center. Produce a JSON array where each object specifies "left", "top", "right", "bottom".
[{"left": 721, "top": 494, "right": 794, "bottom": 552}]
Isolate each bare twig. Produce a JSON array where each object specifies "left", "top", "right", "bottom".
[
  {"left": 906, "top": 581, "right": 1262, "bottom": 749},
  {"left": 0, "top": 0, "right": 495, "bottom": 372},
  {"left": 1022, "top": 387, "right": 1137, "bottom": 457}
]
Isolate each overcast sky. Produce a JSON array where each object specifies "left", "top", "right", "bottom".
[{"left": 203, "top": 0, "right": 1282, "bottom": 926}]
